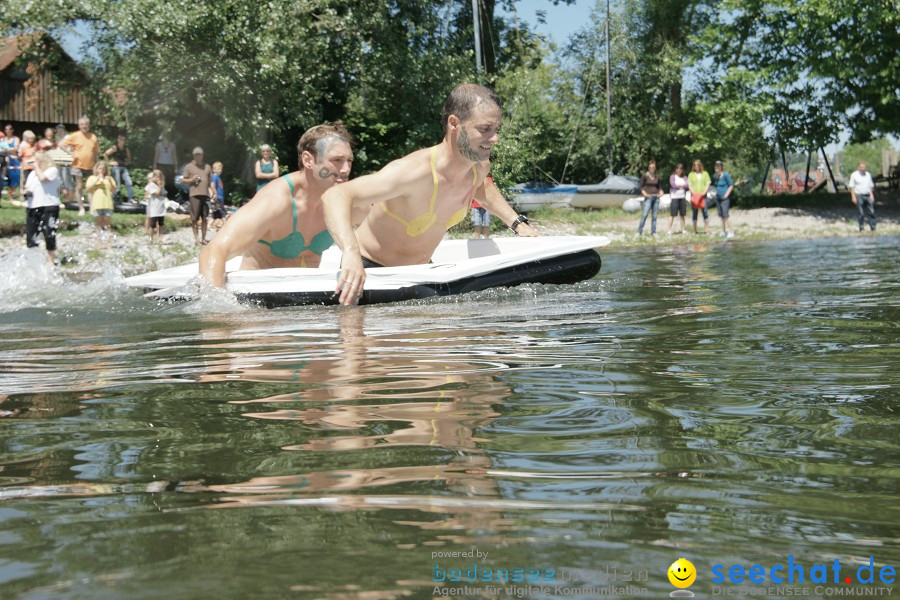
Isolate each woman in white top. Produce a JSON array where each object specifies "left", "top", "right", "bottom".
[
  {"left": 667, "top": 163, "right": 689, "bottom": 234},
  {"left": 23, "top": 151, "right": 61, "bottom": 264},
  {"left": 153, "top": 133, "right": 178, "bottom": 199}
]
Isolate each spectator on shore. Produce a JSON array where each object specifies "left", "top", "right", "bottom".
[
  {"left": 39, "top": 127, "right": 56, "bottom": 150},
  {"left": 255, "top": 144, "right": 279, "bottom": 192},
  {"left": 0, "top": 127, "right": 4, "bottom": 190},
  {"left": 712, "top": 160, "right": 735, "bottom": 238},
  {"left": 153, "top": 133, "right": 179, "bottom": 199},
  {"left": 62, "top": 116, "right": 100, "bottom": 215},
  {"left": 18, "top": 131, "right": 38, "bottom": 199},
  {"left": 53, "top": 124, "right": 73, "bottom": 201},
  {"left": 667, "top": 163, "right": 688, "bottom": 234},
  {"left": 848, "top": 161, "right": 876, "bottom": 232},
  {"left": 1, "top": 124, "right": 21, "bottom": 197},
  {"left": 470, "top": 175, "right": 496, "bottom": 239},
  {"left": 85, "top": 161, "right": 117, "bottom": 248},
  {"left": 638, "top": 160, "right": 661, "bottom": 236},
  {"left": 145, "top": 169, "right": 167, "bottom": 245},
  {"left": 23, "top": 151, "right": 61, "bottom": 265},
  {"left": 104, "top": 133, "right": 135, "bottom": 203},
  {"left": 182, "top": 147, "right": 215, "bottom": 245},
  {"left": 688, "top": 159, "right": 711, "bottom": 234},
  {"left": 210, "top": 161, "right": 227, "bottom": 229}
]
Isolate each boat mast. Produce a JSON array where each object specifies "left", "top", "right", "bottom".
[
  {"left": 473, "top": 0, "right": 483, "bottom": 74},
  {"left": 605, "top": 0, "right": 613, "bottom": 175}
]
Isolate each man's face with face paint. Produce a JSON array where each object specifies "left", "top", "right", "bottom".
[
  {"left": 312, "top": 136, "right": 353, "bottom": 185},
  {"left": 455, "top": 100, "right": 501, "bottom": 163}
]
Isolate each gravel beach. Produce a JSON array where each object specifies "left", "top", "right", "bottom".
[{"left": 1, "top": 200, "right": 898, "bottom": 278}]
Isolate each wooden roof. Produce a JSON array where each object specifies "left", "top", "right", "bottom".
[{"left": 0, "top": 33, "right": 93, "bottom": 126}]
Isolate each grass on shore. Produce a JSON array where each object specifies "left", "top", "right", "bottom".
[{"left": 0, "top": 200, "right": 190, "bottom": 237}]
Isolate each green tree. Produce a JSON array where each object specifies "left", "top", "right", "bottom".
[
  {"left": 696, "top": 0, "right": 900, "bottom": 149},
  {"left": 839, "top": 138, "right": 896, "bottom": 178},
  {"left": 2, "top": 0, "right": 554, "bottom": 178}
]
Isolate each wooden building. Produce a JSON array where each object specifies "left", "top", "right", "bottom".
[{"left": 0, "top": 33, "right": 93, "bottom": 134}]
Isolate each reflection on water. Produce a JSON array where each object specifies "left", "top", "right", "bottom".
[{"left": 0, "top": 235, "right": 898, "bottom": 598}]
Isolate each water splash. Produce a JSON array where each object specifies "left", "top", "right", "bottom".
[{"left": 162, "top": 275, "right": 256, "bottom": 316}]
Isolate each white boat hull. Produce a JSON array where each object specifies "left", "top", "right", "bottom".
[
  {"left": 570, "top": 192, "right": 634, "bottom": 209},
  {"left": 511, "top": 193, "right": 574, "bottom": 211}
]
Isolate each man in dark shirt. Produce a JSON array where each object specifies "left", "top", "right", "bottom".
[
  {"left": 182, "top": 147, "right": 214, "bottom": 244},
  {"left": 638, "top": 160, "right": 661, "bottom": 235}
]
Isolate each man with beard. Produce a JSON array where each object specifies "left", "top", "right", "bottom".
[{"left": 323, "top": 83, "right": 539, "bottom": 305}]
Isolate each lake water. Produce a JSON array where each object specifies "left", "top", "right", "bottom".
[{"left": 0, "top": 235, "right": 898, "bottom": 599}]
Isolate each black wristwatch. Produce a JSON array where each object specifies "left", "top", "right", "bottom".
[{"left": 509, "top": 214, "right": 529, "bottom": 234}]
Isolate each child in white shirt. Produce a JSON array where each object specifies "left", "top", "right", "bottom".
[{"left": 145, "top": 169, "right": 168, "bottom": 244}]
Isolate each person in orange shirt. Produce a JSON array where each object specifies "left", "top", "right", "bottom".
[
  {"left": 470, "top": 175, "right": 498, "bottom": 239},
  {"left": 61, "top": 116, "right": 100, "bottom": 215}
]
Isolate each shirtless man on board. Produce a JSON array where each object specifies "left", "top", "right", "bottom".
[{"left": 323, "top": 83, "right": 538, "bottom": 305}]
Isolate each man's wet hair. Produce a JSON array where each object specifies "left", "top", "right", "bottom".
[
  {"left": 442, "top": 84, "right": 501, "bottom": 131},
  {"left": 297, "top": 121, "right": 353, "bottom": 164}
]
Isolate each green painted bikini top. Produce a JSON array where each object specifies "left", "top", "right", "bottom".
[
  {"left": 380, "top": 146, "right": 477, "bottom": 237},
  {"left": 258, "top": 175, "right": 333, "bottom": 260}
]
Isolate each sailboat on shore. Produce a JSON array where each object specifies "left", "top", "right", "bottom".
[{"left": 509, "top": 0, "right": 636, "bottom": 211}]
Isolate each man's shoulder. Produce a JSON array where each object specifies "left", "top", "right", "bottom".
[{"left": 379, "top": 148, "right": 432, "bottom": 177}]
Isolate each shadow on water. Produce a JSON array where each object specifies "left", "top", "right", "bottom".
[{"left": 0, "top": 235, "right": 898, "bottom": 597}]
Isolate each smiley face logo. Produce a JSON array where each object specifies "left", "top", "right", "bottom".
[{"left": 668, "top": 558, "right": 696, "bottom": 588}]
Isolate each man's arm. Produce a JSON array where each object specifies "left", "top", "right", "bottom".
[
  {"left": 476, "top": 178, "right": 539, "bottom": 236},
  {"left": 323, "top": 159, "right": 420, "bottom": 305},
  {"left": 848, "top": 173, "right": 857, "bottom": 205},
  {"left": 198, "top": 182, "right": 285, "bottom": 286},
  {"left": 103, "top": 145, "right": 116, "bottom": 160}
]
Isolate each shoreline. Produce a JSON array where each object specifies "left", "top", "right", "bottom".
[
  {"left": 522, "top": 204, "right": 900, "bottom": 248},
  {"left": 1, "top": 203, "right": 898, "bottom": 277}
]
